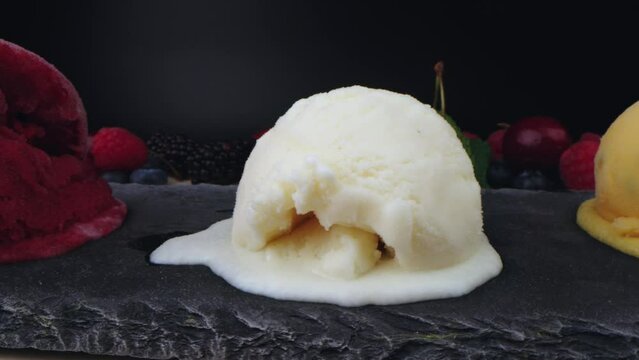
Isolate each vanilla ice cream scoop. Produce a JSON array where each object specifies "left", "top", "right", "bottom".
[{"left": 151, "top": 86, "right": 502, "bottom": 306}]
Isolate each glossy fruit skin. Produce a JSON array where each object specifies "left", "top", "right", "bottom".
[
  {"left": 487, "top": 161, "right": 513, "bottom": 188},
  {"left": 503, "top": 116, "right": 572, "bottom": 170},
  {"left": 512, "top": 170, "right": 551, "bottom": 190},
  {"left": 487, "top": 129, "right": 506, "bottom": 161}
]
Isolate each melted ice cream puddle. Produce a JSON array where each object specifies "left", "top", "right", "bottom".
[
  {"left": 151, "top": 86, "right": 502, "bottom": 306},
  {"left": 151, "top": 219, "right": 501, "bottom": 306}
]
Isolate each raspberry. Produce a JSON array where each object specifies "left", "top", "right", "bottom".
[
  {"left": 559, "top": 140, "right": 600, "bottom": 190},
  {"left": 91, "top": 127, "right": 148, "bottom": 171}
]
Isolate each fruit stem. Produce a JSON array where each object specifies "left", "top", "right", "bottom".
[
  {"left": 433, "top": 76, "right": 440, "bottom": 111},
  {"left": 433, "top": 61, "right": 446, "bottom": 115}
]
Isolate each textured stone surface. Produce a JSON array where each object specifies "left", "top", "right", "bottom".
[{"left": 2, "top": 184, "right": 639, "bottom": 359}]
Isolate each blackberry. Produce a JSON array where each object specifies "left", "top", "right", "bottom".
[
  {"left": 147, "top": 132, "right": 255, "bottom": 185},
  {"left": 146, "top": 132, "right": 198, "bottom": 179},
  {"left": 188, "top": 139, "right": 255, "bottom": 185}
]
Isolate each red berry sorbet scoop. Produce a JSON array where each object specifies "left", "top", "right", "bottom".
[{"left": 0, "top": 39, "right": 126, "bottom": 263}]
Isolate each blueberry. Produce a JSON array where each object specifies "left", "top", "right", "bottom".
[
  {"left": 130, "top": 168, "right": 168, "bottom": 185},
  {"left": 487, "top": 161, "right": 514, "bottom": 188},
  {"left": 512, "top": 170, "right": 551, "bottom": 191},
  {"left": 101, "top": 171, "right": 129, "bottom": 184}
]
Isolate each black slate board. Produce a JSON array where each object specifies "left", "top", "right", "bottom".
[{"left": 2, "top": 184, "right": 639, "bottom": 359}]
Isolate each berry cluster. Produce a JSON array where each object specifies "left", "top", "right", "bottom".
[
  {"left": 90, "top": 127, "right": 260, "bottom": 186},
  {"left": 91, "top": 127, "right": 169, "bottom": 185},
  {"left": 147, "top": 132, "right": 255, "bottom": 185},
  {"left": 185, "top": 139, "right": 255, "bottom": 184},
  {"left": 472, "top": 117, "right": 600, "bottom": 191},
  {"left": 145, "top": 133, "right": 196, "bottom": 176}
]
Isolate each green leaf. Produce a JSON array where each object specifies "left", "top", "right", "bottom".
[
  {"left": 466, "top": 137, "right": 491, "bottom": 188},
  {"left": 442, "top": 114, "right": 490, "bottom": 188},
  {"left": 442, "top": 114, "right": 463, "bottom": 138}
]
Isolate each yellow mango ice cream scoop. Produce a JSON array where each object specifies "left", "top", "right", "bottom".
[{"left": 578, "top": 101, "right": 639, "bottom": 256}]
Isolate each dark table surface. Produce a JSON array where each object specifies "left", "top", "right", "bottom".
[{"left": 2, "top": 184, "right": 639, "bottom": 359}]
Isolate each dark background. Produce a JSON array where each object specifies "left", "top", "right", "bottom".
[{"left": 2, "top": 1, "right": 637, "bottom": 141}]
